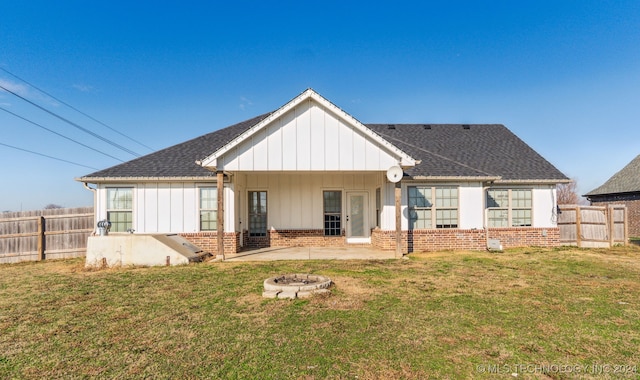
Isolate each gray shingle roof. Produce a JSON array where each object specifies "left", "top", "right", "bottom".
[
  {"left": 585, "top": 154, "right": 640, "bottom": 196},
  {"left": 78, "top": 116, "right": 568, "bottom": 182},
  {"left": 79, "top": 113, "right": 271, "bottom": 179},
  {"left": 367, "top": 124, "right": 567, "bottom": 181}
]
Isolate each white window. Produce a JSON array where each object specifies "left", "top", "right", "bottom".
[
  {"left": 323, "top": 191, "right": 342, "bottom": 236},
  {"left": 199, "top": 187, "right": 217, "bottom": 231},
  {"left": 248, "top": 191, "right": 267, "bottom": 237},
  {"left": 107, "top": 187, "right": 132, "bottom": 232},
  {"left": 408, "top": 186, "right": 458, "bottom": 229},
  {"left": 487, "top": 189, "right": 532, "bottom": 227}
]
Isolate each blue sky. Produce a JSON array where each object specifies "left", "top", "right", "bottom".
[{"left": 1, "top": 1, "right": 639, "bottom": 211}]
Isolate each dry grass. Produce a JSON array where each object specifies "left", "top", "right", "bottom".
[{"left": 1, "top": 246, "right": 639, "bottom": 379}]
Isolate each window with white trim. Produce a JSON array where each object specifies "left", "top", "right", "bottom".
[
  {"left": 487, "top": 189, "right": 532, "bottom": 227},
  {"left": 408, "top": 186, "right": 458, "bottom": 229},
  {"left": 323, "top": 191, "right": 342, "bottom": 236},
  {"left": 248, "top": 191, "right": 267, "bottom": 237},
  {"left": 199, "top": 187, "right": 217, "bottom": 231},
  {"left": 107, "top": 187, "right": 132, "bottom": 232}
]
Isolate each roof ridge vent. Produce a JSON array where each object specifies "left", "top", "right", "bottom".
[
  {"left": 423, "top": 124, "right": 431, "bottom": 129},
  {"left": 387, "top": 124, "right": 396, "bottom": 130},
  {"left": 462, "top": 124, "right": 470, "bottom": 130}
]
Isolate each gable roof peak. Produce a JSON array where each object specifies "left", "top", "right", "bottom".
[{"left": 199, "top": 89, "right": 417, "bottom": 169}]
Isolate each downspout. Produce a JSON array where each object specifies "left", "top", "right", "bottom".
[{"left": 83, "top": 182, "right": 98, "bottom": 235}]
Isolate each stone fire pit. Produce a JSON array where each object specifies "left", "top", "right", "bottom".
[{"left": 263, "top": 273, "right": 332, "bottom": 299}]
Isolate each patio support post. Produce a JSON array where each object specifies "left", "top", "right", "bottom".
[
  {"left": 217, "top": 171, "right": 225, "bottom": 260},
  {"left": 395, "top": 181, "right": 402, "bottom": 258}
]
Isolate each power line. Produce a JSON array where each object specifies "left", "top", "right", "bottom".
[
  {"left": 0, "top": 141, "right": 99, "bottom": 170},
  {"left": 0, "top": 83, "right": 142, "bottom": 157},
  {"left": 0, "top": 105, "right": 125, "bottom": 162},
  {"left": 0, "top": 67, "right": 154, "bottom": 151}
]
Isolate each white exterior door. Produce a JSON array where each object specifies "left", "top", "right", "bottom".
[{"left": 346, "top": 192, "right": 369, "bottom": 243}]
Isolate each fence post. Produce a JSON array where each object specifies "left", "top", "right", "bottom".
[
  {"left": 37, "top": 216, "right": 45, "bottom": 261},
  {"left": 624, "top": 206, "right": 628, "bottom": 245},
  {"left": 575, "top": 206, "right": 582, "bottom": 248},
  {"left": 608, "top": 205, "right": 615, "bottom": 247}
]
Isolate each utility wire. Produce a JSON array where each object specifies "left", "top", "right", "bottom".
[
  {"left": 0, "top": 67, "right": 154, "bottom": 151},
  {"left": 0, "top": 83, "right": 141, "bottom": 157},
  {"left": 0, "top": 106, "right": 125, "bottom": 162},
  {"left": 0, "top": 141, "right": 99, "bottom": 170}
]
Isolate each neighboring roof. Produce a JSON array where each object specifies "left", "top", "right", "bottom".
[
  {"left": 585, "top": 154, "right": 640, "bottom": 196},
  {"left": 368, "top": 124, "right": 568, "bottom": 181},
  {"left": 78, "top": 96, "right": 568, "bottom": 184}
]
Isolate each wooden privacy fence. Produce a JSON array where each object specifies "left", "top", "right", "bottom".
[
  {"left": 0, "top": 207, "right": 94, "bottom": 264},
  {"left": 558, "top": 204, "right": 627, "bottom": 248}
]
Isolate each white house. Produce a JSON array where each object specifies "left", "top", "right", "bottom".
[{"left": 78, "top": 89, "right": 569, "bottom": 257}]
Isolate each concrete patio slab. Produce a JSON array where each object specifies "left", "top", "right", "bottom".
[{"left": 223, "top": 246, "right": 398, "bottom": 261}]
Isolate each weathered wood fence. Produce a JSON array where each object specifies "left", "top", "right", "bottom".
[
  {"left": 558, "top": 204, "right": 627, "bottom": 248},
  {"left": 0, "top": 207, "right": 94, "bottom": 264}
]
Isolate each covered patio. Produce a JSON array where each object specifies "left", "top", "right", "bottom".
[{"left": 223, "top": 246, "right": 397, "bottom": 261}]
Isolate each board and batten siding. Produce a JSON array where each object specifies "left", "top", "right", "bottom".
[
  {"left": 381, "top": 183, "right": 558, "bottom": 231},
  {"left": 532, "top": 186, "right": 558, "bottom": 228},
  {"left": 235, "top": 172, "right": 384, "bottom": 231},
  {"left": 220, "top": 99, "right": 401, "bottom": 172},
  {"left": 96, "top": 183, "right": 236, "bottom": 234}
]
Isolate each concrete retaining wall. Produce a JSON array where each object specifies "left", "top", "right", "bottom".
[{"left": 86, "top": 234, "right": 191, "bottom": 267}]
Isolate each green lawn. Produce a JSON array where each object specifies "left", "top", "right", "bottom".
[{"left": 1, "top": 246, "right": 639, "bottom": 379}]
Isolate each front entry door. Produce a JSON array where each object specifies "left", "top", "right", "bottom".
[{"left": 346, "top": 192, "right": 369, "bottom": 243}]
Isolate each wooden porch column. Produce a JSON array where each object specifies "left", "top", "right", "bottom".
[
  {"left": 217, "top": 171, "right": 225, "bottom": 260},
  {"left": 395, "top": 182, "right": 402, "bottom": 258}
]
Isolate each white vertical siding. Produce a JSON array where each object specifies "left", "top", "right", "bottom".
[
  {"left": 310, "top": 104, "right": 326, "bottom": 170},
  {"left": 266, "top": 122, "right": 282, "bottom": 170},
  {"left": 97, "top": 182, "right": 226, "bottom": 234},
  {"left": 296, "top": 100, "right": 311, "bottom": 170},
  {"left": 218, "top": 99, "right": 400, "bottom": 171},
  {"left": 157, "top": 184, "right": 171, "bottom": 232},
  {"left": 183, "top": 184, "right": 197, "bottom": 232},
  {"left": 324, "top": 113, "right": 340, "bottom": 169},
  {"left": 239, "top": 172, "right": 381, "bottom": 230},
  {"left": 144, "top": 183, "right": 159, "bottom": 232},
  {"left": 533, "top": 186, "right": 557, "bottom": 228},
  {"left": 253, "top": 128, "right": 269, "bottom": 171},
  {"left": 170, "top": 183, "right": 184, "bottom": 232},
  {"left": 224, "top": 185, "right": 235, "bottom": 231},
  {"left": 459, "top": 184, "right": 484, "bottom": 229},
  {"left": 281, "top": 111, "right": 297, "bottom": 170},
  {"left": 380, "top": 182, "right": 397, "bottom": 230},
  {"left": 338, "top": 122, "right": 354, "bottom": 170}
]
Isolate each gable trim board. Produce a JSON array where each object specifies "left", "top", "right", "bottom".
[
  {"left": 199, "top": 89, "right": 417, "bottom": 171},
  {"left": 78, "top": 89, "right": 569, "bottom": 256}
]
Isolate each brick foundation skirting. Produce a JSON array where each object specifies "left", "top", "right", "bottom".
[
  {"left": 371, "top": 227, "right": 561, "bottom": 253},
  {"left": 179, "top": 232, "right": 240, "bottom": 255},
  {"left": 179, "top": 227, "right": 560, "bottom": 255},
  {"left": 243, "top": 229, "right": 347, "bottom": 250}
]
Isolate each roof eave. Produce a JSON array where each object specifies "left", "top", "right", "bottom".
[
  {"left": 407, "top": 175, "right": 502, "bottom": 182},
  {"left": 76, "top": 176, "right": 218, "bottom": 183},
  {"left": 584, "top": 189, "right": 640, "bottom": 197},
  {"left": 493, "top": 178, "right": 572, "bottom": 185}
]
